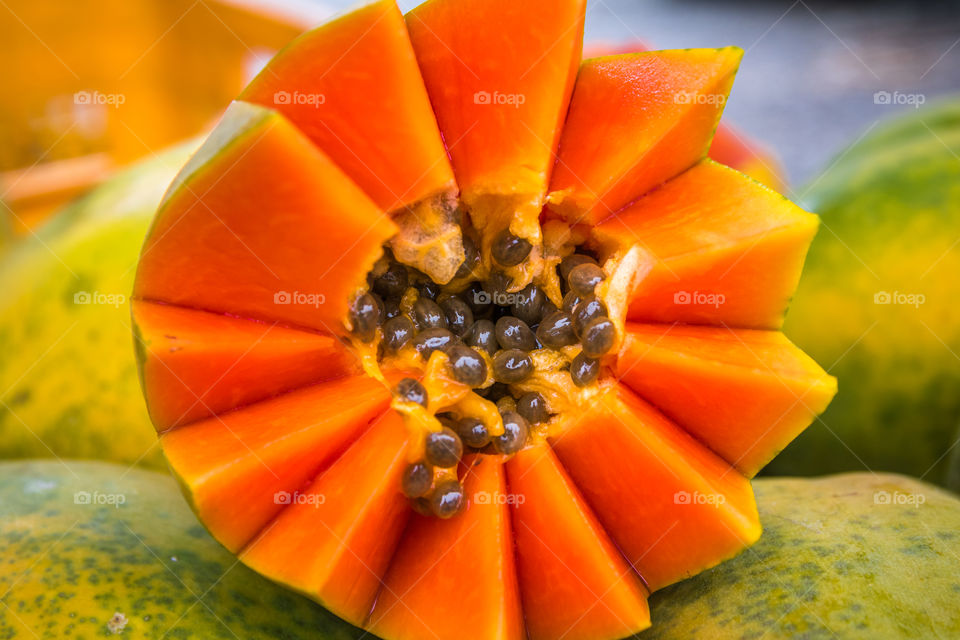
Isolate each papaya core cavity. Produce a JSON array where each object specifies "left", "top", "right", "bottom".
[{"left": 345, "top": 210, "right": 630, "bottom": 518}]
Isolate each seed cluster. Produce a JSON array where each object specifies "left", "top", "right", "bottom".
[{"left": 349, "top": 238, "right": 618, "bottom": 517}]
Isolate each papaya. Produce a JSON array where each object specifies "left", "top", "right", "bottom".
[
  {"left": 0, "top": 142, "right": 198, "bottom": 468},
  {"left": 641, "top": 473, "right": 960, "bottom": 638},
  {"left": 129, "top": 2, "right": 835, "bottom": 638},
  {"left": 773, "top": 98, "right": 960, "bottom": 486},
  {"left": 582, "top": 40, "right": 785, "bottom": 191},
  {"left": 0, "top": 460, "right": 365, "bottom": 639}
]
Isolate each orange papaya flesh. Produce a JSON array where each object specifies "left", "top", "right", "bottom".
[
  {"left": 548, "top": 48, "right": 742, "bottom": 226},
  {"left": 406, "top": 0, "right": 585, "bottom": 288},
  {"left": 367, "top": 456, "right": 524, "bottom": 640},
  {"left": 581, "top": 41, "right": 786, "bottom": 189},
  {"left": 550, "top": 383, "right": 761, "bottom": 591},
  {"left": 505, "top": 443, "right": 651, "bottom": 640},
  {"left": 240, "top": 411, "right": 410, "bottom": 626},
  {"left": 617, "top": 323, "right": 837, "bottom": 478},
  {"left": 240, "top": 0, "right": 456, "bottom": 216},
  {"left": 131, "top": 300, "right": 360, "bottom": 432},
  {"left": 133, "top": 101, "right": 396, "bottom": 335},
  {"left": 591, "top": 159, "right": 818, "bottom": 329},
  {"left": 128, "top": 4, "right": 840, "bottom": 639},
  {"left": 161, "top": 374, "right": 391, "bottom": 552}
]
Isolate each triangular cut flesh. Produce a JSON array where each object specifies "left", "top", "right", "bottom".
[
  {"left": 134, "top": 100, "right": 396, "bottom": 334},
  {"left": 240, "top": 410, "right": 410, "bottom": 627},
  {"left": 406, "top": 0, "right": 585, "bottom": 245},
  {"left": 368, "top": 456, "right": 524, "bottom": 640},
  {"left": 548, "top": 49, "right": 742, "bottom": 225},
  {"left": 593, "top": 160, "right": 819, "bottom": 329},
  {"left": 505, "top": 443, "right": 651, "bottom": 640},
  {"left": 617, "top": 323, "right": 837, "bottom": 478},
  {"left": 161, "top": 374, "right": 391, "bottom": 552},
  {"left": 550, "top": 383, "right": 760, "bottom": 591},
  {"left": 132, "top": 300, "right": 360, "bottom": 431},
  {"left": 241, "top": 0, "right": 455, "bottom": 214}
]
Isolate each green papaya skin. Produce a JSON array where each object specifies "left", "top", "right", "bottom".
[
  {"left": 773, "top": 98, "right": 960, "bottom": 487},
  {"left": 639, "top": 473, "right": 960, "bottom": 639},
  {"left": 0, "top": 460, "right": 364, "bottom": 639},
  {"left": 0, "top": 144, "right": 197, "bottom": 468}
]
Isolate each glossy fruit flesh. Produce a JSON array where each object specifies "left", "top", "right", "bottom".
[{"left": 131, "top": 2, "right": 835, "bottom": 638}]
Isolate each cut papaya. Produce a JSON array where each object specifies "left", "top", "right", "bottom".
[
  {"left": 593, "top": 159, "right": 819, "bottom": 329},
  {"left": 161, "top": 374, "right": 390, "bottom": 552},
  {"left": 406, "top": 0, "right": 584, "bottom": 287},
  {"left": 548, "top": 49, "right": 742, "bottom": 225},
  {"left": 368, "top": 456, "right": 524, "bottom": 640},
  {"left": 617, "top": 323, "right": 837, "bottom": 477},
  {"left": 581, "top": 40, "right": 786, "bottom": 190},
  {"left": 240, "top": 0, "right": 455, "bottom": 216},
  {"left": 131, "top": 3, "right": 835, "bottom": 639},
  {"left": 240, "top": 411, "right": 410, "bottom": 626},
  {"left": 506, "top": 443, "right": 651, "bottom": 640},
  {"left": 131, "top": 300, "right": 360, "bottom": 431},
  {"left": 551, "top": 384, "right": 761, "bottom": 591},
  {"left": 134, "top": 101, "right": 396, "bottom": 334}
]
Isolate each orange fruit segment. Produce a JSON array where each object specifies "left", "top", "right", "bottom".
[
  {"left": 161, "top": 374, "right": 390, "bottom": 552},
  {"left": 406, "top": 0, "right": 584, "bottom": 256},
  {"left": 548, "top": 49, "right": 742, "bottom": 225},
  {"left": 131, "top": 300, "right": 360, "bottom": 431},
  {"left": 241, "top": 0, "right": 455, "bottom": 214},
  {"left": 617, "top": 323, "right": 838, "bottom": 477},
  {"left": 551, "top": 384, "right": 760, "bottom": 591},
  {"left": 505, "top": 443, "right": 651, "bottom": 640},
  {"left": 133, "top": 100, "right": 396, "bottom": 334},
  {"left": 240, "top": 411, "right": 411, "bottom": 626},
  {"left": 368, "top": 456, "right": 524, "bottom": 640},
  {"left": 593, "top": 159, "right": 819, "bottom": 329}
]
